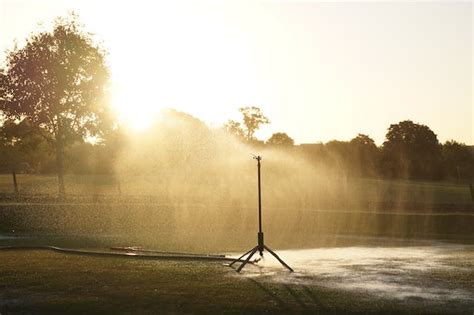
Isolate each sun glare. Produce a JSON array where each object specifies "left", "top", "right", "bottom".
[
  {"left": 111, "top": 83, "right": 156, "bottom": 132},
  {"left": 103, "top": 2, "right": 264, "bottom": 134}
]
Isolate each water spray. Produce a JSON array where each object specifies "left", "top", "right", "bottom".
[{"left": 229, "top": 155, "right": 294, "bottom": 273}]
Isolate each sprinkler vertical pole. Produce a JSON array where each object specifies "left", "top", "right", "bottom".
[
  {"left": 229, "top": 155, "right": 293, "bottom": 272},
  {"left": 258, "top": 157, "right": 262, "bottom": 233},
  {"left": 257, "top": 156, "right": 264, "bottom": 256}
]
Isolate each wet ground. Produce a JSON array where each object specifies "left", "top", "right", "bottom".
[
  {"left": 229, "top": 243, "right": 474, "bottom": 308},
  {"left": 1, "top": 235, "right": 473, "bottom": 313}
]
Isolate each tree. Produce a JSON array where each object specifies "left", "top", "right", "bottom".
[
  {"left": 349, "top": 134, "right": 379, "bottom": 177},
  {"left": 0, "top": 119, "right": 44, "bottom": 193},
  {"left": 239, "top": 106, "right": 270, "bottom": 141},
  {"left": 266, "top": 132, "right": 294, "bottom": 146},
  {"left": 224, "top": 107, "right": 270, "bottom": 143},
  {"left": 0, "top": 14, "right": 111, "bottom": 197},
  {"left": 323, "top": 140, "right": 351, "bottom": 170},
  {"left": 350, "top": 134, "right": 376, "bottom": 147},
  {"left": 382, "top": 120, "right": 441, "bottom": 179},
  {"left": 0, "top": 120, "right": 23, "bottom": 193},
  {"left": 440, "top": 140, "right": 474, "bottom": 180},
  {"left": 224, "top": 120, "right": 245, "bottom": 140}
]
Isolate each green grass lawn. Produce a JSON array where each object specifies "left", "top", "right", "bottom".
[
  {"left": 0, "top": 250, "right": 353, "bottom": 314},
  {"left": 1, "top": 174, "right": 472, "bottom": 204},
  {"left": 1, "top": 249, "right": 472, "bottom": 314},
  {"left": 356, "top": 178, "right": 473, "bottom": 204},
  {"left": 0, "top": 174, "right": 119, "bottom": 196},
  {"left": 1, "top": 174, "right": 472, "bottom": 253}
]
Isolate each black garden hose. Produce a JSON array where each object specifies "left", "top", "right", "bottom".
[{"left": 0, "top": 245, "right": 253, "bottom": 263}]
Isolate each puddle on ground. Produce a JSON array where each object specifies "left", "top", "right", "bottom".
[{"left": 229, "top": 243, "right": 474, "bottom": 303}]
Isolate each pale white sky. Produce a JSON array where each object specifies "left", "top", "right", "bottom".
[{"left": 0, "top": 0, "right": 472, "bottom": 144}]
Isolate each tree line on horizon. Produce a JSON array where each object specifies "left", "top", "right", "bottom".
[
  {"left": 224, "top": 107, "right": 473, "bottom": 181},
  {"left": 0, "top": 15, "right": 472, "bottom": 196}
]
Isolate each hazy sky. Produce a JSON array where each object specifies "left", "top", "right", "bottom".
[{"left": 1, "top": 0, "right": 472, "bottom": 144}]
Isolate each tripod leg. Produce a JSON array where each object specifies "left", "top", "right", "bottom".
[
  {"left": 229, "top": 247, "right": 254, "bottom": 267},
  {"left": 264, "top": 245, "right": 294, "bottom": 272},
  {"left": 236, "top": 247, "right": 258, "bottom": 273}
]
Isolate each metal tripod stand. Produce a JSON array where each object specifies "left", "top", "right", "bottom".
[{"left": 229, "top": 155, "right": 294, "bottom": 273}]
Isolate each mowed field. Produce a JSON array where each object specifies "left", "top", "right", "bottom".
[
  {"left": 0, "top": 246, "right": 473, "bottom": 314},
  {"left": 0, "top": 174, "right": 472, "bottom": 204},
  {"left": 1, "top": 173, "right": 472, "bottom": 249}
]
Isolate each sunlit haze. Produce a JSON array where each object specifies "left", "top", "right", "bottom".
[
  {"left": 1, "top": 2, "right": 474, "bottom": 313},
  {"left": 0, "top": 0, "right": 472, "bottom": 143}
]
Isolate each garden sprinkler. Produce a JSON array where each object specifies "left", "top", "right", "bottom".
[{"left": 229, "top": 155, "right": 294, "bottom": 273}]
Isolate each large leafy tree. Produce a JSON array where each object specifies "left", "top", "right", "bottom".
[
  {"left": 266, "top": 132, "right": 294, "bottom": 146},
  {"left": 240, "top": 106, "right": 270, "bottom": 141},
  {"left": 382, "top": 120, "right": 441, "bottom": 179},
  {"left": 0, "top": 15, "right": 111, "bottom": 197},
  {"left": 225, "top": 106, "right": 270, "bottom": 142}
]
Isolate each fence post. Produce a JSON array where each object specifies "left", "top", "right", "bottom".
[{"left": 12, "top": 170, "right": 18, "bottom": 195}]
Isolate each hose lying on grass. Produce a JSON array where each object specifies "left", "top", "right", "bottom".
[
  {"left": 0, "top": 245, "right": 254, "bottom": 263},
  {"left": 110, "top": 246, "right": 226, "bottom": 257}
]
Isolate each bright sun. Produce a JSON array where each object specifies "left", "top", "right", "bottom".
[
  {"left": 103, "top": 2, "right": 259, "bottom": 133},
  {"left": 112, "top": 71, "right": 161, "bottom": 131},
  {"left": 111, "top": 82, "right": 156, "bottom": 132}
]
